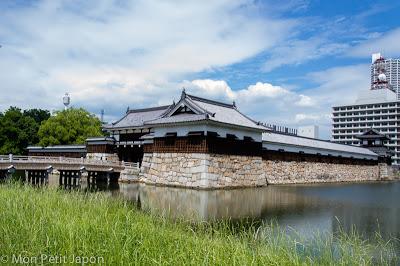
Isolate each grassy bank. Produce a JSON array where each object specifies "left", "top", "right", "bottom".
[{"left": 0, "top": 183, "right": 397, "bottom": 265}]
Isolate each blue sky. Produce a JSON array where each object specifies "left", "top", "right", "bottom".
[{"left": 0, "top": 0, "right": 400, "bottom": 139}]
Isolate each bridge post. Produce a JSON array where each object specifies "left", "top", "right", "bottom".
[
  {"left": 97, "top": 171, "right": 108, "bottom": 183},
  {"left": 45, "top": 166, "right": 52, "bottom": 185},
  {"left": 6, "top": 165, "right": 16, "bottom": 179},
  {"left": 59, "top": 170, "right": 71, "bottom": 188},
  {"left": 25, "top": 170, "right": 48, "bottom": 186},
  {"left": 27, "top": 170, "right": 31, "bottom": 183},
  {"left": 59, "top": 171, "right": 63, "bottom": 186},
  {"left": 66, "top": 171, "right": 71, "bottom": 187},
  {"left": 72, "top": 171, "right": 77, "bottom": 186},
  {"left": 9, "top": 154, "right": 12, "bottom": 163},
  {"left": 109, "top": 172, "right": 120, "bottom": 183},
  {"left": 87, "top": 171, "right": 93, "bottom": 188},
  {"left": 59, "top": 170, "right": 81, "bottom": 189},
  {"left": 0, "top": 170, "right": 7, "bottom": 179}
]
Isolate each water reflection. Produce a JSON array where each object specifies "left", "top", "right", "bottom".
[
  {"left": 116, "top": 182, "right": 400, "bottom": 242},
  {"left": 41, "top": 174, "right": 400, "bottom": 250},
  {"left": 46, "top": 174, "right": 120, "bottom": 192},
  {"left": 118, "top": 184, "right": 317, "bottom": 221}
]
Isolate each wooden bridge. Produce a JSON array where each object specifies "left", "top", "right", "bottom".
[{"left": 0, "top": 155, "right": 139, "bottom": 186}]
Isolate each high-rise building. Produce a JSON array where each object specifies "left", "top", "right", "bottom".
[
  {"left": 331, "top": 87, "right": 400, "bottom": 165},
  {"left": 371, "top": 53, "right": 400, "bottom": 99}
]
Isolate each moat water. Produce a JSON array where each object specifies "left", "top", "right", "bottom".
[{"left": 46, "top": 175, "right": 400, "bottom": 253}]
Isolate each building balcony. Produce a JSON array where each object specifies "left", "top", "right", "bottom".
[{"left": 332, "top": 104, "right": 399, "bottom": 112}]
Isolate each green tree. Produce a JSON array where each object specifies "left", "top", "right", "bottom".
[
  {"left": 0, "top": 107, "right": 40, "bottom": 155},
  {"left": 38, "top": 108, "right": 103, "bottom": 146},
  {"left": 23, "top": 109, "right": 50, "bottom": 124}
]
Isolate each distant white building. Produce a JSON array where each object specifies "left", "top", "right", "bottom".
[
  {"left": 331, "top": 86, "right": 399, "bottom": 165},
  {"left": 298, "top": 125, "right": 319, "bottom": 139},
  {"left": 371, "top": 53, "right": 400, "bottom": 99}
]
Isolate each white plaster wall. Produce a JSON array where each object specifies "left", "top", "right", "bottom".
[{"left": 154, "top": 124, "right": 262, "bottom": 141}]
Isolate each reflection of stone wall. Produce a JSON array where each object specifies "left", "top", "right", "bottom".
[
  {"left": 118, "top": 183, "right": 316, "bottom": 221},
  {"left": 140, "top": 152, "right": 266, "bottom": 188},
  {"left": 264, "top": 160, "right": 380, "bottom": 184}
]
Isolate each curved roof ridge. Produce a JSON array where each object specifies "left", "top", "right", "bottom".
[
  {"left": 108, "top": 105, "right": 170, "bottom": 126},
  {"left": 184, "top": 96, "right": 214, "bottom": 116},
  {"left": 128, "top": 105, "right": 170, "bottom": 114},
  {"left": 186, "top": 94, "right": 235, "bottom": 108}
]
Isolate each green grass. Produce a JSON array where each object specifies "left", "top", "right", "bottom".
[{"left": 0, "top": 182, "right": 397, "bottom": 265}]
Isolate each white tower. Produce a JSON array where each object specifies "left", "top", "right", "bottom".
[{"left": 63, "top": 93, "right": 70, "bottom": 110}]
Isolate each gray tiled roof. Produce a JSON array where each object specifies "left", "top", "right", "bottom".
[
  {"left": 356, "top": 128, "right": 390, "bottom": 140},
  {"left": 146, "top": 113, "right": 207, "bottom": 125},
  {"left": 104, "top": 106, "right": 170, "bottom": 129},
  {"left": 86, "top": 137, "right": 116, "bottom": 142},
  {"left": 367, "top": 146, "right": 393, "bottom": 157},
  {"left": 263, "top": 132, "right": 377, "bottom": 156},
  {"left": 145, "top": 93, "right": 267, "bottom": 131},
  {"left": 27, "top": 145, "right": 87, "bottom": 152}
]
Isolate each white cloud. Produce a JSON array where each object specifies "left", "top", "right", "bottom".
[
  {"left": 186, "top": 64, "right": 371, "bottom": 139},
  {"left": 348, "top": 28, "right": 400, "bottom": 58},
  {"left": 0, "top": 1, "right": 389, "bottom": 141},
  {"left": 190, "top": 79, "right": 236, "bottom": 100},
  {"left": 295, "top": 113, "right": 321, "bottom": 122},
  {"left": 188, "top": 80, "right": 294, "bottom": 103},
  {"left": 289, "top": 63, "right": 371, "bottom": 138},
  {"left": 295, "top": 94, "right": 315, "bottom": 107},
  {"left": 263, "top": 37, "right": 349, "bottom": 72},
  {"left": 0, "top": 0, "right": 295, "bottom": 114},
  {"left": 239, "top": 82, "right": 289, "bottom": 99},
  {"left": 304, "top": 64, "right": 370, "bottom": 106},
  {"left": 186, "top": 79, "right": 317, "bottom": 130}
]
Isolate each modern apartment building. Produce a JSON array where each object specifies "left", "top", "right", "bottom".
[
  {"left": 331, "top": 88, "right": 400, "bottom": 165},
  {"left": 371, "top": 53, "right": 400, "bottom": 99}
]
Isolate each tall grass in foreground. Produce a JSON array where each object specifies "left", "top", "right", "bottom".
[{"left": 0, "top": 183, "right": 397, "bottom": 265}]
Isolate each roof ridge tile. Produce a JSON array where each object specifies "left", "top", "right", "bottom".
[{"left": 186, "top": 94, "right": 235, "bottom": 108}]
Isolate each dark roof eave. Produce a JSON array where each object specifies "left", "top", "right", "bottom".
[
  {"left": 356, "top": 135, "right": 390, "bottom": 140},
  {"left": 144, "top": 119, "right": 268, "bottom": 132},
  {"left": 103, "top": 125, "right": 153, "bottom": 131}
]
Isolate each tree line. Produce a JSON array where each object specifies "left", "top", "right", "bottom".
[{"left": 0, "top": 107, "right": 104, "bottom": 155}]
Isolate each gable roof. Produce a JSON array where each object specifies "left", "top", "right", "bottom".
[
  {"left": 103, "top": 105, "right": 170, "bottom": 130},
  {"left": 356, "top": 128, "right": 390, "bottom": 140},
  {"left": 144, "top": 91, "right": 267, "bottom": 131}
]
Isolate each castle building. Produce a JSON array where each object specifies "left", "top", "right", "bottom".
[
  {"left": 26, "top": 90, "right": 392, "bottom": 188},
  {"left": 103, "top": 90, "right": 265, "bottom": 163},
  {"left": 102, "top": 90, "right": 385, "bottom": 188}
]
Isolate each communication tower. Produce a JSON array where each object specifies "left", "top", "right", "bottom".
[
  {"left": 63, "top": 93, "right": 70, "bottom": 110},
  {"left": 371, "top": 55, "right": 395, "bottom": 92}
]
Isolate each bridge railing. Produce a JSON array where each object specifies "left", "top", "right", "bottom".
[{"left": 0, "top": 155, "right": 140, "bottom": 169}]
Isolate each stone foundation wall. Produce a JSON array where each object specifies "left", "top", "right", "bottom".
[
  {"left": 140, "top": 152, "right": 385, "bottom": 189},
  {"left": 140, "top": 152, "right": 266, "bottom": 188},
  {"left": 263, "top": 160, "right": 380, "bottom": 184}
]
